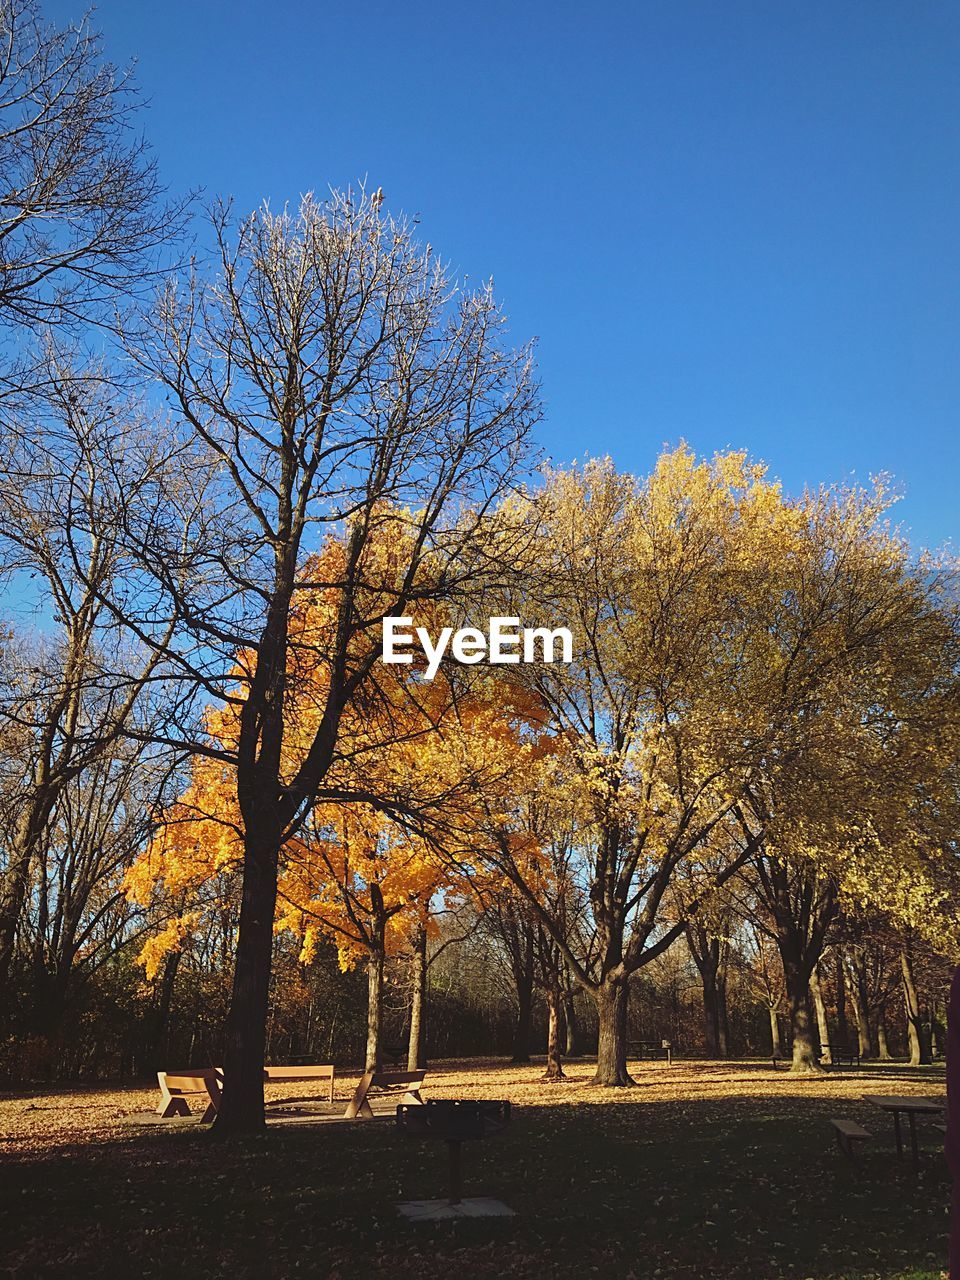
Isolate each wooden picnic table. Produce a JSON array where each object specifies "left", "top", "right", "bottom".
[{"left": 861, "top": 1094, "right": 945, "bottom": 1171}]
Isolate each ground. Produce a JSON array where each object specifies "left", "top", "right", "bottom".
[{"left": 0, "top": 1057, "right": 949, "bottom": 1279}]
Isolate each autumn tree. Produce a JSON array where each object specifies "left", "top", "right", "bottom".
[
  {"left": 728, "top": 492, "right": 960, "bottom": 1071},
  {"left": 97, "top": 188, "right": 539, "bottom": 1130},
  {"left": 475, "top": 450, "right": 800, "bottom": 1084}
]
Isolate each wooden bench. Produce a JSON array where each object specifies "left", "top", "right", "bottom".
[
  {"left": 157, "top": 1063, "right": 334, "bottom": 1122},
  {"left": 343, "top": 1069, "right": 426, "bottom": 1120},
  {"left": 821, "top": 1044, "right": 861, "bottom": 1068},
  {"left": 263, "top": 1064, "right": 335, "bottom": 1108},
  {"left": 156, "top": 1069, "right": 222, "bottom": 1123},
  {"left": 831, "top": 1118, "right": 872, "bottom": 1157},
  {"left": 628, "top": 1040, "right": 673, "bottom": 1065}
]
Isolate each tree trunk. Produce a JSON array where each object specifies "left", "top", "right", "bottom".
[
  {"left": 511, "top": 951, "right": 534, "bottom": 1064},
  {"left": 147, "top": 947, "right": 182, "bottom": 1071},
  {"left": 686, "top": 926, "right": 728, "bottom": 1059},
  {"left": 407, "top": 925, "right": 427, "bottom": 1071},
  {"left": 876, "top": 1013, "right": 892, "bottom": 1061},
  {"left": 542, "top": 985, "right": 566, "bottom": 1081},
  {"left": 768, "top": 1005, "right": 782, "bottom": 1057},
  {"left": 901, "top": 941, "right": 931, "bottom": 1066},
  {"left": 562, "top": 981, "right": 581, "bottom": 1057},
  {"left": 782, "top": 952, "right": 821, "bottom": 1073},
  {"left": 366, "top": 945, "right": 385, "bottom": 1072},
  {"left": 834, "top": 952, "right": 849, "bottom": 1047},
  {"left": 216, "top": 831, "right": 279, "bottom": 1132},
  {"left": 0, "top": 798, "right": 55, "bottom": 1012},
  {"left": 718, "top": 976, "right": 730, "bottom": 1057},
  {"left": 846, "top": 957, "right": 873, "bottom": 1058},
  {"left": 810, "top": 966, "right": 830, "bottom": 1064},
  {"left": 592, "top": 978, "right": 633, "bottom": 1086},
  {"left": 702, "top": 971, "right": 723, "bottom": 1058}
]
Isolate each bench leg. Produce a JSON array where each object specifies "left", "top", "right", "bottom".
[{"left": 157, "top": 1097, "right": 191, "bottom": 1118}]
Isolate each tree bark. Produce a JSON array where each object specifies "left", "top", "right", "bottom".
[
  {"left": 768, "top": 1004, "right": 782, "bottom": 1057},
  {"left": 366, "top": 944, "right": 385, "bottom": 1073},
  {"left": 686, "top": 923, "right": 728, "bottom": 1059},
  {"left": 834, "top": 951, "right": 849, "bottom": 1048},
  {"left": 593, "top": 977, "right": 632, "bottom": 1086},
  {"left": 216, "top": 829, "right": 279, "bottom": 1132},
  {"left": 562, "top": 980, "right": 581, "bottom": 1057},
  {"left": 876, "top": 1013, "right": 892, "bottom": 1061},
  {"left": 781, "top": 950, "right": 821, "bottom": 1072},
  {"left": 542, "top": 985, "right": 566, "bottom": 1081},
  {"left": 407, "top": 925, "right": 427, "bottom": 1071},
  {"left": 510, "top": 931, "right": 535, "bottom": 1064},
  {"left": 846, "top": 954, "right": 873, "bottom": 1059}
]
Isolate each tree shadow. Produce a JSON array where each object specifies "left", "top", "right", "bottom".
[{"left": 0, "top": 1088, "right": 949, "bottom": 1279}]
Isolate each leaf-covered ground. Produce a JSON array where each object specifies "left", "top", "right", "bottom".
[{"left": 0, "top": 1058, "right": 949, "bottom": 1279}]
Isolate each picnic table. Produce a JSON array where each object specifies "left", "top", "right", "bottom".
[{"left": 861, "top": 1094, "right": 945, "bottom": 1171}]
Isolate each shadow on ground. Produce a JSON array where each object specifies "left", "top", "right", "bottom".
[{"left": 0, "top": 1077, "right": 949, "bottom": 1280}]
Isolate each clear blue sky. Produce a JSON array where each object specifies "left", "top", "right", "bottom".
[{"left": 51, "top": 0, "right": 959, "bottom": 548}]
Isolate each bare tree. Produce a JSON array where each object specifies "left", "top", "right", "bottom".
[
  {"left": 0, "top": 0, "right": 186, "bottom": 372},
  {"left": 107, "top": 188, "right": 538, "bottom": 1131},
  {"left": 0, "top": 362, "right": 182, "bottom": 1010}
]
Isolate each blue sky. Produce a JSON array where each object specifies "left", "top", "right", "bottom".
[{"left": 48, "top": 0, "right": 959, "bottom": 549}]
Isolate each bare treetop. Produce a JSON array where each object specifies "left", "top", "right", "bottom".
[{"left": 0, "top": 0, "right": 187, "bottom": 344}]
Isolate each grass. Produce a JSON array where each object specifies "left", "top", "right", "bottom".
[{"left": 0, "top": 1058, "right": 949, "bottom": 1279}]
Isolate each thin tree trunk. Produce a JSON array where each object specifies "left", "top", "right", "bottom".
[
  {"left": 834, "top": 951, "right": 849, "bottom": 1047},
  {"left": 562, "top": 980, "right": 581, "bottom": 1057},
  {"left": 148, "top": 947, "right": 182, "bottom": 1071},
  {"left": 846, "top": 958, "right": 873, "bottom": 1058},
  {"left": 901, "top": 941, "right": 931, "bottom": 1066},
  {"left": 542, "top": 985, "right": 566, "bottom": 1081},
  {"left": 876, "top": 1013, "right": 892, "bottom": 1061},
  {"left": 718, "top": 976, "right": 730, "bottom": 1057},
  {"left": 366, "top": 945, "right": 385, "bottom": 1072},
  {"left": 408, "top": 925, "right": 427, "bottom": 1071},
  {"left": 511, "top": 949, "right": 534, "bottom": 1064},
  {"left": 768, "top": 1005, "right": 782, "bottom": 1057},
  {"left": 593, "top": 977, "right": 632, "bottom": 1086},
  {"left": 810, "top": 966, "right": 830, "bottom": 1064}
]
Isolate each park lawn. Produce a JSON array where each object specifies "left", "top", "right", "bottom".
[{"left": 0, "top": 1058, "right": 949, "bottom": 1280}]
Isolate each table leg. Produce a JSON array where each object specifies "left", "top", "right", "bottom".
[
  {"left": 908, "top": 1114, "right": 919, "bottom": 1173},
  {"left": 447, "top": 1139, "right": 463, "bottom": 1205},
  {"left": 893, "top": 1112, "right": 903, "bottom": 1159}
]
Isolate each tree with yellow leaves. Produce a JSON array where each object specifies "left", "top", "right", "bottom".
[
  {"left": 475, "top": 446, "right": 960, "bottom": 1083},
  {"left": 127, "top": 534, "right": 548, "bottom": 1082}
]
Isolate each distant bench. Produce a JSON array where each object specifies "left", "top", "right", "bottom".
[
  {"left": 821, "top": 1045, "right": 861, "bottom": 1068},
  {"left": 263, "top": 1064, "right": 336, "bottom": 1109},
  {"left": 156, "top": 1063, "right": 335, "bottom": 1122},
  {"left": 628, "top": 1040, "right": 673, "bottom": 1065}
]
